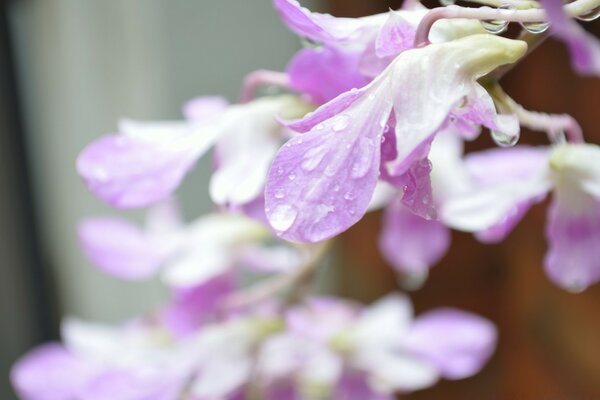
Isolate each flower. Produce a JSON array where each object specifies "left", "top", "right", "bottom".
[
  {"left": 77, "top": 95, "right": 308, "bottom": 209},
  {"left": 257, "top": 294, "right": 497, "bottom": 397},
  {"left": 265, "top": 34, "right": 526, "bottom": 242},
  {"left": 539, "top": 0, "right": 600, "bottom": 76},
  {"left": 443, "top": 143, "right": 600, "bottom": 291}
]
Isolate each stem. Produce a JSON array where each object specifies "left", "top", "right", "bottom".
[
  {"left": 239, "top": 70, "right": 289, "bottom": 103},
  {"left": 222, "top": 241, "right": 332, "bottom": 310},
  {"left": 487, "top": 83, "right": 584, "bottom": 143},
  {"left": 414, "top": 0, "right": 600, "bottom": 47}
]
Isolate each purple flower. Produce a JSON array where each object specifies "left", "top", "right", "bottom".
[
  {"left": 443, "top": 143, "right": 600, "bottom": 292},
  {"left": 540, "top": 0, "right": 600, "bottom": 76},
  {"left": 265, "top": 35, "right": 526, "bottom": 242},
  {"left": 257, "top": 294, "right": 496, "bottom": 397}
]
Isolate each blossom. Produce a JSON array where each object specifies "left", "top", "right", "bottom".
[
  {"left": 257, "top": 294, "right": 496, "bottom": 397},
  {"left": 77, "top": 95, "right": 308, "bottom": 209},
  {"left": 78, "top": 201, "right": 303, "bottom": 290},
  {"left": 265, "top": 34, "right": 526, "bottom": 242},
  {"left": 443, "top": 143, "right": 600, "bottom": 292},
  {"left": 539, "top": 0, "right": 600, "bottom": 76}
]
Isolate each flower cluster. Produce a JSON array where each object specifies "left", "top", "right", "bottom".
[{"left": 12, "top": 0, "right": 600, "bottom": 398}]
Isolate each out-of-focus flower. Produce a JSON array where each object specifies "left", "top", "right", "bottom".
[
  {"left": 443, "top": 143, "right": 600, "bottom": 292},
  {"left": 540, "top": 0, "right": 600, "bottom": 76},
  {"left": 257, "top": 294, "right": 496, "bottom": 398},
  {"left": 77, "top": 95, "right": 309, "bottom": 210}
]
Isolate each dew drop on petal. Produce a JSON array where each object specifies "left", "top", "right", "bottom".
[
  {"left": 333, "top": 184, "right": 340, "bottom": 192},
  {"left": 274, "top": 188, "right": 285, "bottom": 199},
  {"left": 333, "top": 114, "right": 351, "bottom": 132},
  {"left": 276, "top": 166, "right": 284, "bottom": 176},
  {"left": 349, "top": 207, "right": 356, "bottom": 215},
  {"left": 315, "top": 123, "right": 325, "bottom": 131},
  {"left": 302, "top": 145, "right": 328, "bottom": 171},
  {"left": 288, "top": 172, "right": 296, "bottom": 181},
  {"left": 491, "top": 130, "right": 520, "bottom": 147},
  {"left": 344, "top": 191, "right": 356, "bottom": 201},
  {"left": 520, "top": 20, "right": 550, "bottom": 34},
  {"left": 350, "top": 137, "right": 373, "bottom": 178},
  {"left": 481, "top": 5, "right": 512, "bottom": 34},
  {"left": 269, "top": 204, "right": 298, "bottom": 232},
  {"left": 324, "top": 165, "right": 336, "bottom": 177},
  {"left": 576, "top": 5, "right": 600, "bottom": 21}
]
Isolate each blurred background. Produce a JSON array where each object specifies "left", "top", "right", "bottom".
[{"left": 0, "top": 0, "right": 599, "bottom": 399}]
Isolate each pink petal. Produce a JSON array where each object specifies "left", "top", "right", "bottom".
[
  {"left": 11, "top": 344, "right": 94, "bottom": 400},
  {"left": 78, "top": 217, "right": 167, "bottom": 280},
  {"left": 375, "top": 11, "right": 416, "bottom": 58},
  {"left": 540, "top": 0, "right": 600, "bottom": 76},
  {"left": 405, "top": 309, "right": 497, "bottom": 380},
  {"left": 544, "top": 194, "right": 600, "bottom": 292},
  {"left": 265, "top": 83, "right": 393, "bottom": 242},
  {"left": 379, "top": 199, "right": 451, "bottom": 274},
  {"left": 77, "top": 134, "right": 199, "bottom": 208},
  {"left": 288, "top": 47, "right": 369, "bottom": 104}
]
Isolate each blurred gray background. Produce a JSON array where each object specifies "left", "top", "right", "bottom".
[{"left": 1, "top": 0, "right": 318, "bottom": 398}]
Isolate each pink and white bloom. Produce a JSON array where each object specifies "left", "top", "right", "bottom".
[
  {"left": 443, "top": 143, "right": 600, "bottom": 292},
  {"left": 77, "top": 95, "right": 309, "bottom": 209},
  {"left": 257, "top": 294, "right": 496, "bottom": 397},
  {"left": 265, "top": 34, "right": 525, "bottom": 242}
]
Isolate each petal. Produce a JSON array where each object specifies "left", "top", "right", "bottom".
[
  {"left": 544, "top": 193, "right": 600, "bottom": 292},
  {"left": 265, "top": 82, "right": 393, "bottom": 242},
  {"left": 550, "top": 143, "right": 600, "bottom": 198},
  {"left": 183, "top": 96, "right": 229, "bottom": 122},
  {"left": 11, "top": 344, "right": 94, "bottom": 400},
  {"left": 77, "top": 120, "right": 220, "bottom": 208},
  {"left": 404, "top": 308, "right": 497, "bottom": 380},
  {"left": 540, "top": 0, "right": 600, "bottom": 76},
  {"left": 209, "top": 97, "right": 296, "bottom": 206},
  {"left": 375, "top": 11, "right": 416, "bottom": 58},
  {"left": 161, "top": 273, "right": 235, "bottom": 337},
  {"left": 334, "top": 372, "right": 394, "bottom": 400},
  {"left": 162, "top": 247, "right": 233, "bottom": 288},
  {"left": 83, "top": 370, "right": 183, "bottom": 400},
  {"left": 394, "top": 157, "right": 436, "bottom": 219},
  {"left": 351, "top": 293, "right": 413, "bottom": 348},
  {"left": 272, "top": 0, "right": 380, "bottom": 44},
  {"left": 387, "top": 35, "right": 527, "bottom": 173},
  {"left": 442, "top": 146, "right": 552, "bottom": 232},
  {"left": 78, "top": 217, "right": 167, "bottom": 280},
  {"left": 379, "top": 199, "right": 451, "bottom": 274},
  {"left": 287, "top": 47, "right": 369, "bottom": 104}
]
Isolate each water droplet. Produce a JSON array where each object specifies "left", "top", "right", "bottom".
[
  {"left": 368, "top": 94, "right": 376, "bottom": 101},
  {"left": 576, "top": 5, "right": 600, "bottom": 21},
  {"left": 269, "top": 204, "right": 298, "bottom": 232},
  {"left": 383, "top": 124, "right": 390, "bottom": 133},
  {"left": 315, "top": 123, "right": 324, "bottom": 131},
  {"left": 481, "top": 5, "right": 513, "bottom": 34},
  {"left": 301, "top": 145, "right": 327, "bottom": 171},
  {"left": 288, "top": 172, "right": 296, "bottom": 181},
  {"left": 276, "top": 166, "right": 284, "bottom": 176},
  {"left": 344, "top": 191, "right": 356, "bottom": 201},
  {"left": 380, "top": 135, "right": 386, "bottom": 143},
  {"left": 440, "top": 0, "right": 455, "bottom": 5},
  {"left": 520, "top": 20, "right": 550, "bottom": 34},
  {"left": 491, "top": 130, "right": 520, "bottom": 147},
  {"left": 349, "top": 207, "right": 356, "bottom": 215},
  {"left": 297, "top": 138, "right": 303, "bottom": 144},
  {"left": 449, "top": 115, "right": 457, "bottom": 123},
  {"left": 332, "top": 114, "right": 350, "bottom": 132},
  {"left": 274, "top": 188, "right": 285, "bottom": 199},
  {"left": 333, "top": 184, "right": 340, "bottom": 192}
]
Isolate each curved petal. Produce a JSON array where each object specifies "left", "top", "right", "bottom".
[
  {"left": 540, "top": 0, "right": 600, "bottom": 76},
  {"left": 265, "top": 82, "right": 393, "bottom": 242},
  {"left": 387, "top": 35, "right": 527, "bottom": 174},
  {"left": 544, "top": 193, "right": 600, "bottom": 292},
  {"left": 272, "top": 0, "right": 381, "bottom": 44},
  {"left": 183, "top": 96, "right": 229, "bottom": 122},
  {"left": 404, "top": 308, "right": 497, "bottom": 380},
  {"left": 379, "top": 200, "right": 451, "bottom": 275},
  {"left": 287, "top": 47, "right": 369, "bottom": 104},
  {"left": 77, "top": 120, "right": 220, "bottom": 208},
  {"left": 375, "top": 11, "right": 416, "bottom": 58},
  {"left": 78, "top": 217, "right": 168, "bottom": 280},
  {"left": 11, "top": 344, "right": 94, "bottom": 400}
]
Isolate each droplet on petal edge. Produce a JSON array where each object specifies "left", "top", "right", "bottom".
[
  {"left": 332, "top": 114, "right": 351, "bottom": 132},
  {"left": 274, "top": 188, "right": 286, "bottom": 199},
  {"left": 269, "top": 204, "right": 298, "bottom": 232},
  {"left": 481, "top": 5, "right": 513, "bottom": 34},
  {"left": 575, "top": 5, "right": 600, "bottom": 21},
  {"left": 520, "top": 20, "right": 550, "bottom": 34},
  {"left": 491, "top": 130, "right": 520, "bottom": 147}
]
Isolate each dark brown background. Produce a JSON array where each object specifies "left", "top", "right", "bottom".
[{"left": 325, "top": 1, "right": 600, "bottom": 398}]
